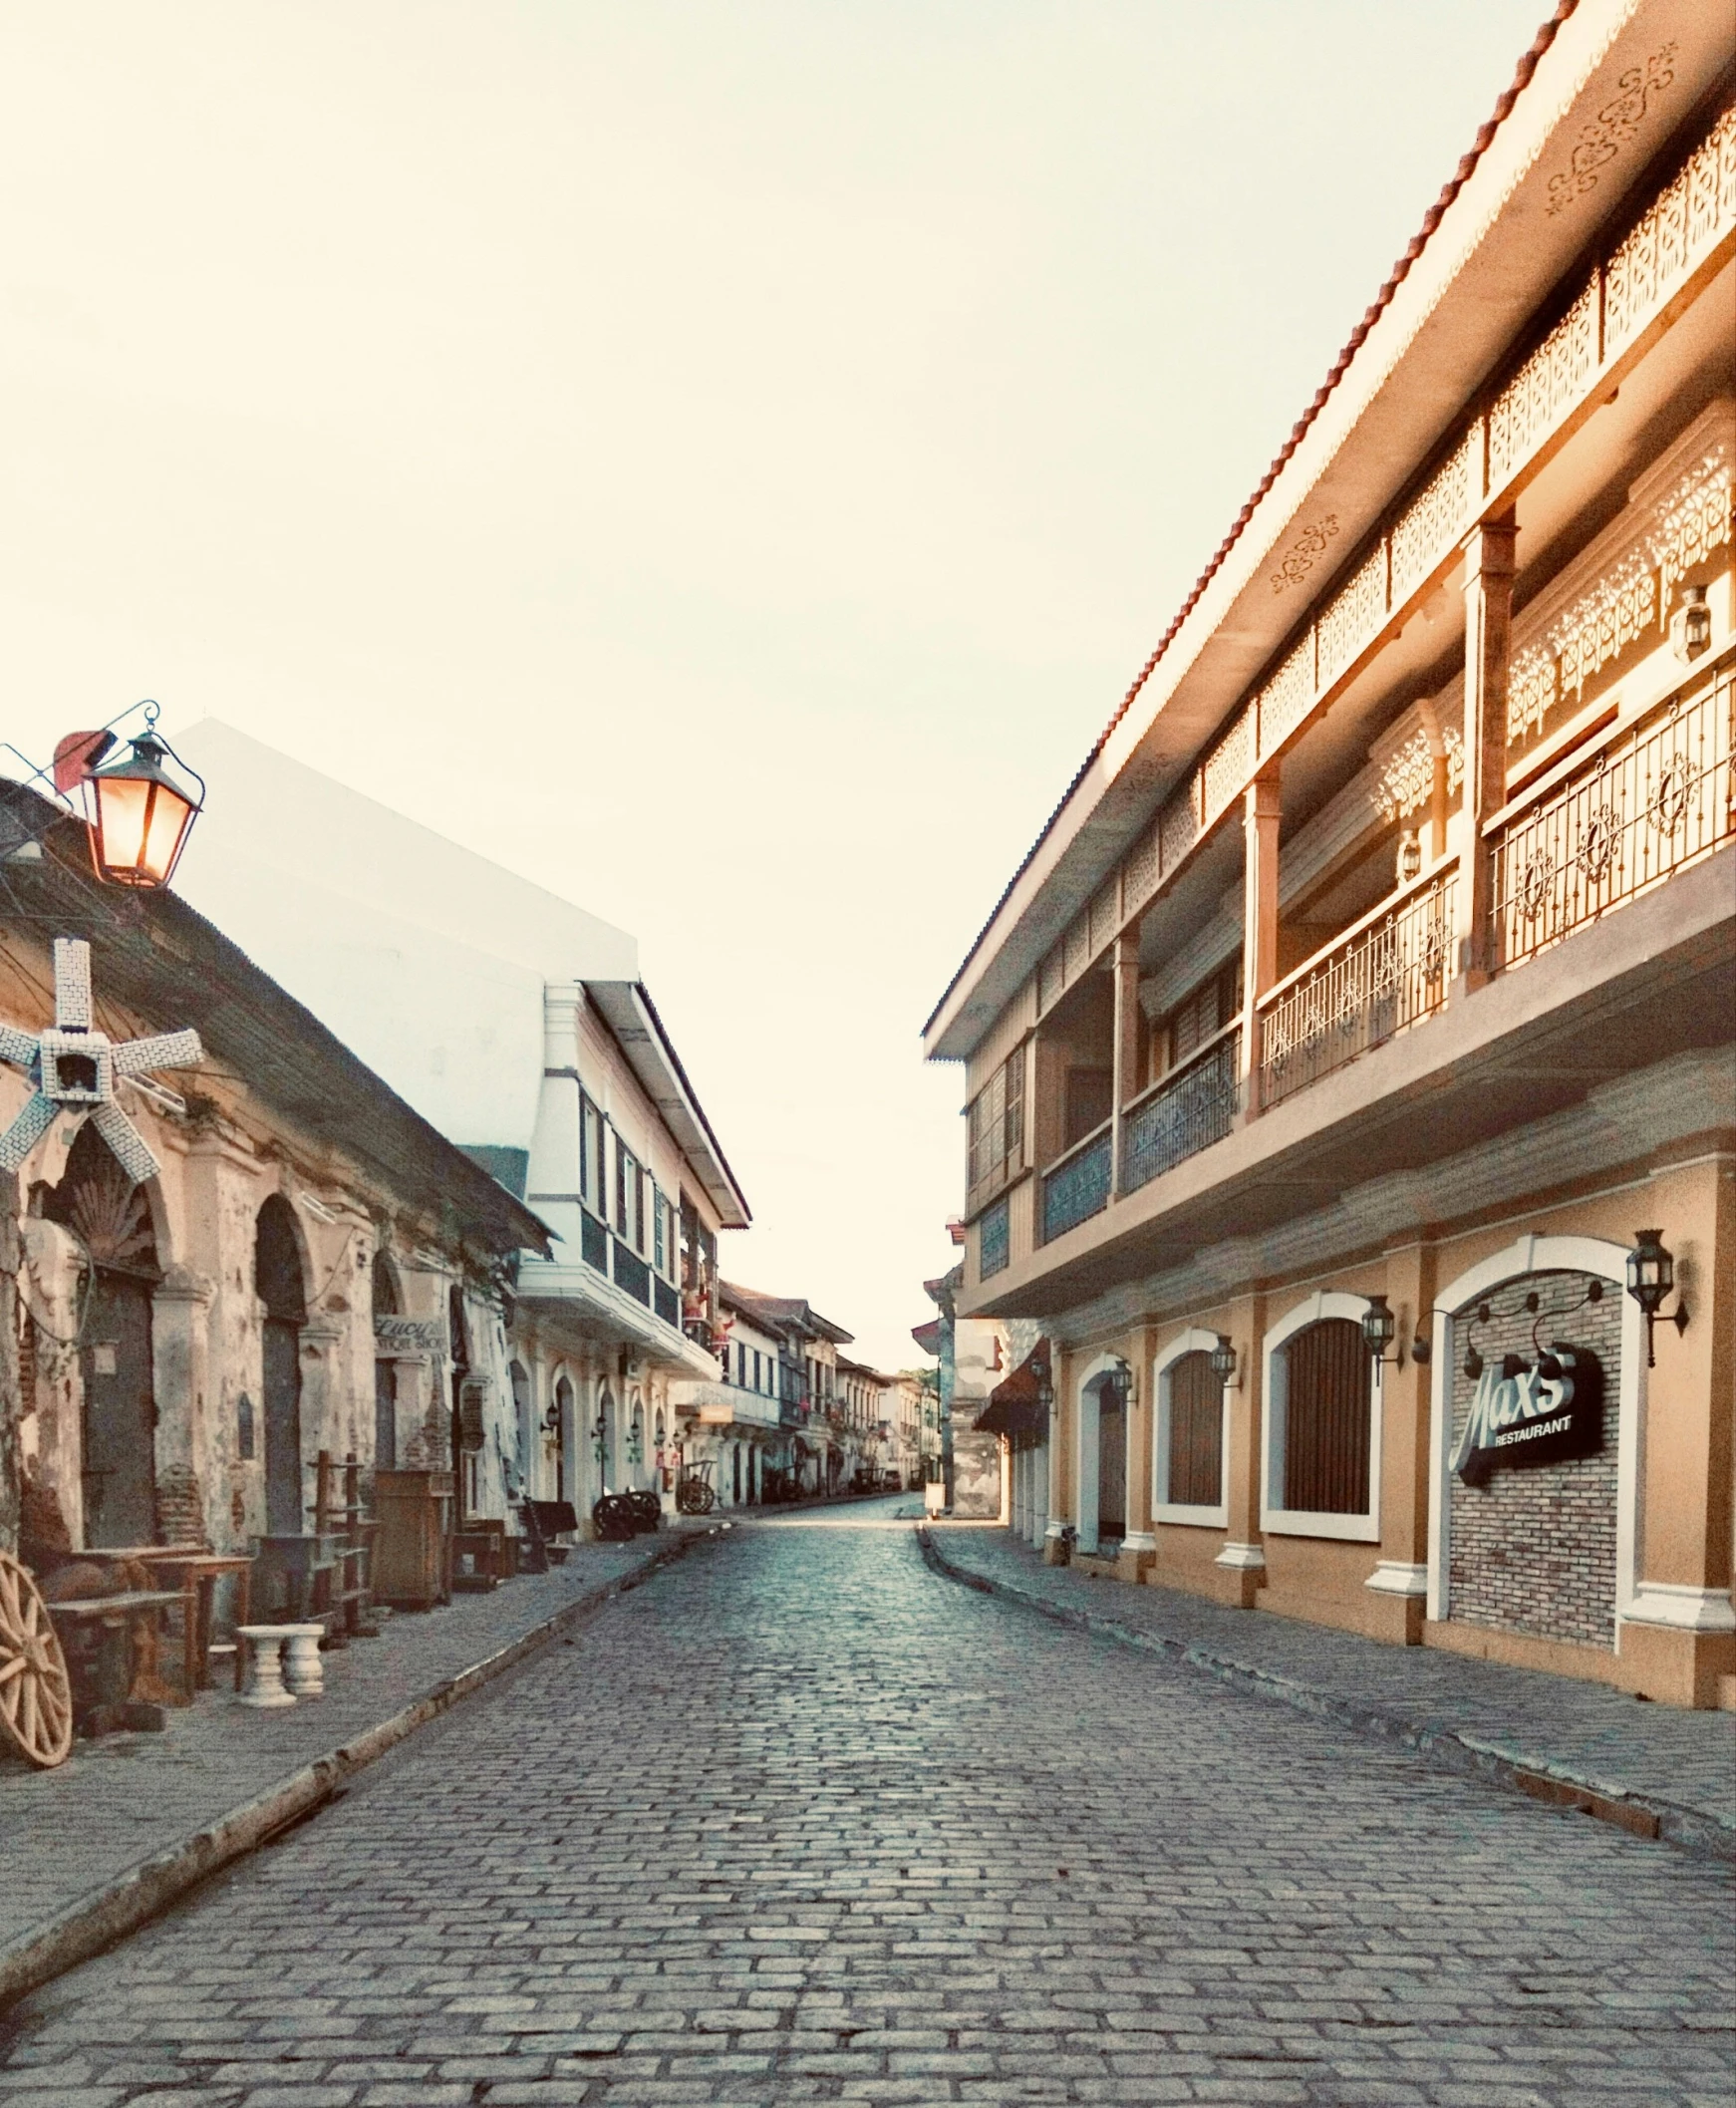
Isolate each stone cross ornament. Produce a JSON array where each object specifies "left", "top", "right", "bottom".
[{"left": 0, "top": 937, "right": 202, "bottom": 1183}]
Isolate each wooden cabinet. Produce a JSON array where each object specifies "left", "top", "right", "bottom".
[{"left": 372, "top": 1470, "right": 453, "bottom": 1611}]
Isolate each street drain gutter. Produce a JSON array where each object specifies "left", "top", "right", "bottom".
[
  {"left": 0, "top": 1528, "right": 709, "bottom": 2012},
  {"left": 916, "top": 1527, "right": 1734, "bottom": 1864}
]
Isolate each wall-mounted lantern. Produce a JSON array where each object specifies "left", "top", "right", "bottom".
[
  {"left": 1361, "top": 1293, "right": 1398, "bottom": 1368},
  {"left": 1626, "top": 1229, "right": 1688, "bottom": 1367},
  {"left": 1671, "top": 582, "right": 1712, "bottom": 665},
  {"left": 1209, "top": 1335, "right": 1239, "bottom": 1386}
]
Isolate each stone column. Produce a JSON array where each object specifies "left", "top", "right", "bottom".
[
  {"left": 1041, "top": 1352, "right": 1069, "bottom": 1563},
  {"left": 1237, "top": 768, "right": 1283, "bottom": 1119},
  {"left": 1456, "top": 514, "right": 1517, "bottom": 991},
  {"left": 1622, "top": 1154, "right": 1736, "bottom": 1706},
  {"left": 1118, "top": 1328, "right": 1157, "bottom": 1582},
  {"left": 150, "top": 1266, "right": 216, "bottom": 1547},
  {"left": 1362, "top": 1243, "right": 1434, "bottom": 1645},
  {"left": 1213, "top": 1291, "right": 1266, "bottom": 1608},
  {"left": 1109, "top": 932, "right": 1142, "bottom": 1195}
]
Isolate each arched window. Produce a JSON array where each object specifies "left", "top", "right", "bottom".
[
  {"left": 1284, "top": 1321, "right": 1370, "bottom": 1514},
  {"left": 1155, "top": 1347, "right": 1226, "bottom": 1517},
  {"left": 1262, "top": 1296, "right": 1380, "bottom": 1541}
]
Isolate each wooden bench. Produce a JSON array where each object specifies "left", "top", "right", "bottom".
[{"left": 516, "top": 1500, "right": 579, "bottom": 1573}]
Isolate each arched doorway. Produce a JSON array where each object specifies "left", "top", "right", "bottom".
[
  {"left": 372, "top": 1253, "right": 399, "bottom": 1471},
  {"left": 255, "top": 1195, "right": 307, "bottom": 1536},
  {"left": 509, "top": 1360, "right": 532, "bottom": 1499},
  {"left": 42, "top": 1123, "right": 160, "bottom": 1548},
  {"left": 595, "top": 1382, "right": 615, "bottom": 1491},
  {"left": 1075, "top": 1362, "right": 1129, "bottom": 1555},
  {"left": 554, "top": 1374, "right": 574, "bottom": 1503}
]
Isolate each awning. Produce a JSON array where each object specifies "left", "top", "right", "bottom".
[{"left": 975, "top": 1338, "right": 1050, "bottom": 1441}]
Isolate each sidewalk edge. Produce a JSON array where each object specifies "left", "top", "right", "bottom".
[
  {"left": 0, "top": 1529, "right": 706, "bottom": 2011},
  {"left": 916, "top": 1527, "right": 1735, "bottom": 1864}
]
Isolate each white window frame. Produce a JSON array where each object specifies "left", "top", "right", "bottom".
[
  {"left": 1153, "top": 1327, "right": 1231, "bottom": 1528},
  {"left": 1261, "top": 1290, "right": 1383, "bottom": 1543}
]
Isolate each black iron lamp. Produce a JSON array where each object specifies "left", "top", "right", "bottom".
[
  {"left": 1671, "top": 583, "right": 1712, "bottom": 665},
  {"left": 1361, "top": 1293, "right": 1398, "bottom": 1367},
  {"left": 1209, "top": 1335, "right": 1238, "bottom": 1385},
  {"left": 1032, "top": 1346, "right": 1054, "bottom": 1415},
  {"left": 75, "top": 707, "right": 204, "bottom": 889},
  {"left": 1626, "top": 1229, "right": 1688, "bottom": 1366}
]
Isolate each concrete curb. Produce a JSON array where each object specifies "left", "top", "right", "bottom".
[
  {"left": 0, "top": 1527, "right": 708, "bottom": 2012},
  {"left": 916, "top": 1527, "right": 1735, "bottom": 1865}
]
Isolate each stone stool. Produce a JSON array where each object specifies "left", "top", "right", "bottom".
[
  {"left": 281, "top": 1624, "right": 327, "bottom": 1697},
  {"left": 234, "top": 1625, "right": 297, "bottom": 1708}
]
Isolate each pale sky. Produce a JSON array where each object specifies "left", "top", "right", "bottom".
[{"left": 1, "top": 2, "right": 1548, "bottom": 1369}]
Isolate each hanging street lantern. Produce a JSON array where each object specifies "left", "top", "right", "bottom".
[
  {"left": 53, "top": 704, "right": 204, "bottom": 889},
  {"left": 1209, "top": 1335, "right": 1239, "bottom": 1385},
  {"left": 83, "top": 713, "right": 205, "bottom": 888},
  {"left": 1625, "top": 1229, "right": 1689, "bottom": 1367}
]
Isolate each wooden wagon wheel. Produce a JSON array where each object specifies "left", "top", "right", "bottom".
[{"left": 0, "top": 1551, "right": 75, "bottom": 1768}]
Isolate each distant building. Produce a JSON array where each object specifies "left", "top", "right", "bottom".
[{"left": 169, "top": 724, "right": 749, "bottom": 1539}]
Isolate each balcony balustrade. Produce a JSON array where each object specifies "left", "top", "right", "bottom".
[
  {"left": 1494, "top": 651, "right": 1733, "bottom": 969},
  {"left": 1040, "top": 1122, "right": 1111, "bottom": 1244},
  {"left": 1259, "top": 867, "right": 1456, "bottom": 1112},
  {"left": 983, "top": 648, "right": 1732, "bottom": 1283},
  {"left": 1122, "top": 1028, "right": 1241, "bottom": 1194}
]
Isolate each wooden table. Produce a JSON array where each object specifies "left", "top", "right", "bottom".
[
  {"left": 78, "top": 1547, "right": 254, "bottom": 1696},
  {"left": 45, "top": 1591, "right": 186, "bottom": 1726}
]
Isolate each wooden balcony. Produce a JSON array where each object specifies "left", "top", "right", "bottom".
[{"left": 967, "top": 653, "right": 1735, "bottom": 1317}]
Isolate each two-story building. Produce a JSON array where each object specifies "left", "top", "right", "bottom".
[
  {"left": 169, "top": 724, "right": 749, "bottom": 1539},
  {"left": 673, "top": 1281, "right": 800, "bottom": 1507},
  {"left": 925, "top": 3, "right": 1735, "bottom": 1707}
]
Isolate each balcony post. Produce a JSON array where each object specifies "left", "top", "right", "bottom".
[
  {"left": 1456, "top": 513, "right": 1517, "bottom": 991},
  {"left": 1109, "top": 932, "right": 1141, "bottom": 1196},
  {"left": 1237, "top": 766, "right": 1283, "bottom": 1119}
]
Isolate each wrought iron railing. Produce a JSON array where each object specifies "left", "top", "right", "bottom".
[
  {"left": 1259, "top": 869, "right": 1456, "bottom": 1110},
  {"left": 979, "top": 1196, "right": 1011, "bottom": 1279},
  {"left": 1494, "top": 654, "right": 1734, "bottom": 968},
  {"left": 654, "top": 1276, "right": 681, "bottom": 1329},
  {"left": 1122, "top": 1029, "right": 1241, "bottom": 1193},
  {"left": 1040, "top": 1125, "right": 1111, "bottom": 1244}
]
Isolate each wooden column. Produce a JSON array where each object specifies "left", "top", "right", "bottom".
[
  {"left": 1237, "top": 767, "right": 1283, "bottom": 1118},
  {"left": 1109, "top": 932, "right": 1142, "bottom": 1195},
  {"left": 1457, "top": 514, "right": 1517, "bottom": 990}
]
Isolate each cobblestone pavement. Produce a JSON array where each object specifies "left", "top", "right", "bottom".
[
  {"left": 925, "top": 1527, "right": 1736, "bottom": 1840},
  {"left": 0, "top": 1533, "right": 695, "bottom": 1956},
  {"left": 0, "top": 1505, "right": 1730, "bottom": 2107}
]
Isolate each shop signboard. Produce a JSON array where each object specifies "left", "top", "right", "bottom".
[
  {"left": 1451, "top": 1344, "right": 1603, "bottom": 1487},
  {"left": 374, "top": 1315, "right": 445, "bottom": 1354}
]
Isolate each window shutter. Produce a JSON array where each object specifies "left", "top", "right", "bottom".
[{"left": 1282, "top": 1320, "right": 1370, "bottom": 1514}]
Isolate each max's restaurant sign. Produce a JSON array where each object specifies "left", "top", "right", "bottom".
[{"left": 1451, "top": 1345, "right": 1603, "bottom": 1487}]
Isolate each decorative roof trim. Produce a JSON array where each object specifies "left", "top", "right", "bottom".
[{"left": 924, "top": 3, "right": 1580, "bottom": 1042}]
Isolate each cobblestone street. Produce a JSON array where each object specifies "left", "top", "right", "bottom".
[{"left": 2, "top": 1507, "right": 1730, "bottom": 2108}]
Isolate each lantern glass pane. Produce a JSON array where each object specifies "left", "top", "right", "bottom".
[
  {"left": 94, "top": 773, "right": 150, "bottom": 873},
  {"left": 142, "top": 782, "right": 193, "bottom": 884}
]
